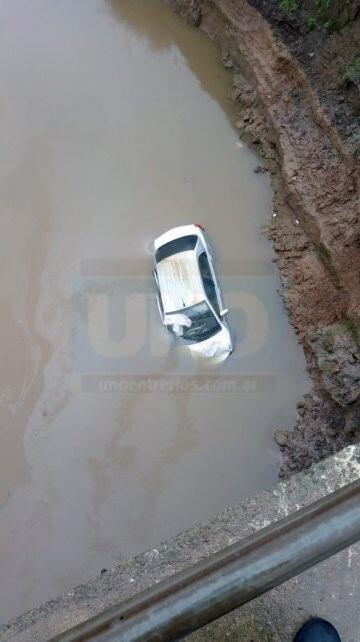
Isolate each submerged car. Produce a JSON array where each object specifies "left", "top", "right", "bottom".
[{"left": 153, "top": 224, "right": 233, "bottom": 360}]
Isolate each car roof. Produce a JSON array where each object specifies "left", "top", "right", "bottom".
[{"left": 157, "top": 250, "right": 204, "bottom": 313}]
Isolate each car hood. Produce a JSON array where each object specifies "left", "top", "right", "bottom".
[{"left": 188, "top": 326, "right": 232, "bottom": 362}]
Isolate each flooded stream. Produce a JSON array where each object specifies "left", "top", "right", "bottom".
[{"left": 0, "top": 0, "right": 309, "bottom": 622}]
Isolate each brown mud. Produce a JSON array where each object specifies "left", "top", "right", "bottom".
[{"left": 167, "top": 0, "right": 360, "bottom": 476}]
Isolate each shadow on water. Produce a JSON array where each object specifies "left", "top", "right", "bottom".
[{"left": 107, "top": 0, "right": 239, "bottom": 125}]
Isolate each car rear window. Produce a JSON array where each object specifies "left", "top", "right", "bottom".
[{"left": 155, "top": 235, "right": 197, "bottom": 263}]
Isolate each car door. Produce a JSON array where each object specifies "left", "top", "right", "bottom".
[{"left": 197, "top": 250, "right": 223, "bottom": 318}]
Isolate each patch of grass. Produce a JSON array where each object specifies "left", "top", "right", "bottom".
[
  {"left": 315, "top": 0, "right": 332, "bottom": 13},
  {"left": 306, "top": 16, "right": 318, "bottom": 30},
  {"left": 323, "top": 18, "right": 340, "bottom": 32},
  {"left": 304, "top": 0, "right": 353, "bottom": 32},
  {"left": 279, "top": 0, "right": 298, "bottom": 14}
]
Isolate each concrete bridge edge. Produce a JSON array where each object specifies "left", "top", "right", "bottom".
[{"left": 1, "top": 444, "right": 360, "bottom": 642}]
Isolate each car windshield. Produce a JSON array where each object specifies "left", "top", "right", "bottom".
[
  {"left": 170, "top": 300, "right": 220, "bottom": 343},
  {"left": 155, "top": 235, "right": 198, "bottom": 263}
]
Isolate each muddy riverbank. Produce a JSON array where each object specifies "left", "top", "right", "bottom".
[{"left": 167, "top": 0, "right": 360, "bottom": 476}]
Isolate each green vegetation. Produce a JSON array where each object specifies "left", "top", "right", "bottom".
[
  {"left": 279, "top": 0, "right": 298, "bottom": 13},
  {"left": 305, "top": 0, "right": 342, "bottom": 32},
  {"left": 315, "top": 0, "right": 332, "bottom": 13},
  {"left": 306, "top": 16, "right": 318, "bottom": 30},
  {"left": 279, "top": 0, "right": 357, "bottom": 31}
]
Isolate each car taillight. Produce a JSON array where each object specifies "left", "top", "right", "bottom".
[{"left": 195, "top": 223, "right": 205, "bottom": 231}]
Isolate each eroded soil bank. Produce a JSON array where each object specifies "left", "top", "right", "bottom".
[{"left": 167, "top": 0, "right": 360, "bottom": 476}]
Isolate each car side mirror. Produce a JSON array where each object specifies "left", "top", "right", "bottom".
[{"left": 220, "top": 308, "right": 228, "bottom": 317}]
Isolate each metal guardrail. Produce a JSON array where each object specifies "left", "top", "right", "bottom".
[{"left": 51, "top": 479, "right": 360, "bottom": 642}]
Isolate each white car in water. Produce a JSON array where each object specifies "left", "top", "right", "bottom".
[{"left": 153, "top": 224, "right": 233, "bottom": 360}]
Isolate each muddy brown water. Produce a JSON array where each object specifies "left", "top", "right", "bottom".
[{"left": 0, "top": 0, "right": 310, "bottom": 622}]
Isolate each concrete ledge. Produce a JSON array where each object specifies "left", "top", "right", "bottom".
[{"left": 1, "top": 445, "right": 359, "bottom": 642}]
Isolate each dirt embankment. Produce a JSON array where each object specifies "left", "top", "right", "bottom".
[{"left": 167, "top": 0, "right": 360, "bottom": 476}]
